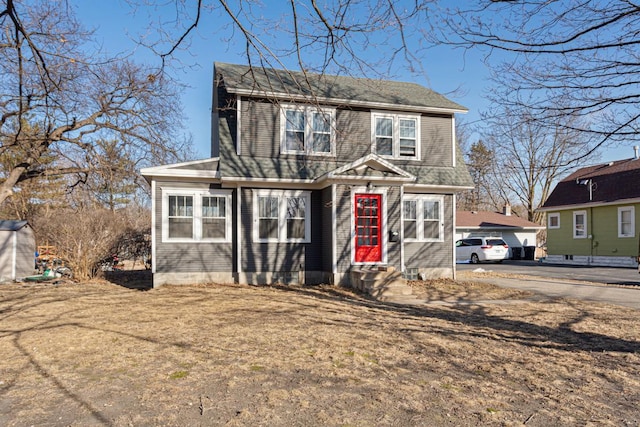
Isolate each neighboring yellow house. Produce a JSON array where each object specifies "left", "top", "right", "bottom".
[{"left": 539, "top": 154, "right": 640, "bottom": 267}]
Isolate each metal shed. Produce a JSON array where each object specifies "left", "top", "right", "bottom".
[{"left": 0, "top": 220, "right": 36, "bottom": 282}]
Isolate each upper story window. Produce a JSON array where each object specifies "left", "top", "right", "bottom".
[
  {"left": 403, "top": 195, "right": 444, "bottom": 242},
  {"left": 618, "top": 206, "right": 635, "bottom": 238},
  {"left": 280, "top": 104, "right": 335, "bottom": 156},
  {"left": 253, "top": 190, "right": 311, "bottom": 243},
  {"left": 371, "top": 112, "right": 421, "bottom": 160},
  {"left": 163, "top": 189, "right": 232, "bottom": 242}
]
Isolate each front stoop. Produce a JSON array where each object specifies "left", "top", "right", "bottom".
[{"left": 350, "top": 268, "right": 418, "bottom": 303}]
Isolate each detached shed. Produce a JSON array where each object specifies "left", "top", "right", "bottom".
[{"left": 0, "top": 220, "right": 36, "bottom": 282}]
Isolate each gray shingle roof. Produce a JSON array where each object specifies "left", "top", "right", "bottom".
[
  {"left": 215, "top": 62, "right": 467, "bottom": 112},
  {"left": 0, "top": 220, "right": 28, "bottom": 231}
]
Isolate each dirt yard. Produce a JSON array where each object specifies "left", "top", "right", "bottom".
[{"left": 1, "top": 272, "right": 639, "bottom": 426}]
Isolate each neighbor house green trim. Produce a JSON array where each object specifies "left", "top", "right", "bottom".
[{"left": 546, "top": 202, "right": 640, "bottom": 257}]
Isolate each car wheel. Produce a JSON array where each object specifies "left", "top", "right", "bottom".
[{"left": 470, "top": 253, "right": 480, "bottom": 264}]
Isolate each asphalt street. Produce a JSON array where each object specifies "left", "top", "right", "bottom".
[{"left": 457, "top": 260, "right": 640, "bottom": 309}]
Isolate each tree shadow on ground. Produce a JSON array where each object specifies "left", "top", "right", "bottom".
[
  {"left": 270, "top": 283, "right": 640, "bottom": 354},
  {"left": 103, "top": 270, "right": 153, "bottom": 290}
]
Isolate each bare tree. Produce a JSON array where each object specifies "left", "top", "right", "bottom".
[
  {"left": 481, "top": 105, "right": 599, "bottom": 224},
  {"left": 429, "top": 1, "right": 640, "bottom": 159},
  {"left": 126, "top": 1, "right": 439, "bottom": 82},
  {"left": 458, "top": 140, "right": 495, "bottom": 211},
  {"left": 0, "top": 0, "right": 191, "bottom": 207}
]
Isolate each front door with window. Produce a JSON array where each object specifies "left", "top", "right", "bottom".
[{"left": 354, "top": 194, "right": 382, "bottom": 263}]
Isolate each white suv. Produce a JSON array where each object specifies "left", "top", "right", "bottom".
[{"left": 456, "top": 237, "right": 510, "bottom": 264}]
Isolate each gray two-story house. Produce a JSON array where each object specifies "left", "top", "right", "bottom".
[{"left": 141, "top": 63, "right": 473, "bottom": 288}]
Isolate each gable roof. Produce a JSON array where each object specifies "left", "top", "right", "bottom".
[
  {"left": 0, "top": 220, "right": 29, "bottom": 231},
  {"left": 323, "top": 154, "right": 415, "bottom": 182},
  {"left": 540, "top": 157, "right": 640, "bottom": 210},
  {"left": 215, "top": 62, "right": 467, "bottom": 114},
  {"left": 456, "top": 211, "right": 544, "bottom": 230}
]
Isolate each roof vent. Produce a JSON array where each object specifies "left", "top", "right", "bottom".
[{"left": 635, "top": 145, "right": 639, "bottom": 160}]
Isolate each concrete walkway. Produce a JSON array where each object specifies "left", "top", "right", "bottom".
[{"left": 467, "top": 275, "right": 640, "bottom": 310}]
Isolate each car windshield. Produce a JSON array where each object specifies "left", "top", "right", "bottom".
[{"left": 486, "top": 239, "right": 506, "bottom": 246}]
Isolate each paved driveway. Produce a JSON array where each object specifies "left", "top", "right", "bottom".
[{"left": 457, "top": 261, "right": 640, "bottom": 310}]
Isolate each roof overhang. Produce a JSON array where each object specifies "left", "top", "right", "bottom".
[
  {"left": 538, "top": 196, "right": 640, "bottom": 212},
  {"left": 228, "top": 88, "right": 468, "bottom": 115},
  {"left": 140, "top": 158, "right": 221, "bottom": 182}
]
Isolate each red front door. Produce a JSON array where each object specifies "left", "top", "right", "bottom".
[{"left": 354, "top": 194, "right": 382, "bottom": 263}]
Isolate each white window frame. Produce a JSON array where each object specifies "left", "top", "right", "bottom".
[
  {"left": 573, "top": 210, "right": 587, "bottom": 239},
  {"left": 618, "top": 206, "right": 635, "bottom": 238},
  {"left": 548, "top": 213, "right": 560, "bottom": 229},
  {"left": 253, "top": 190, "right": 311, "bottom": 243},
  {"left": 162, "top": 188, "right": 232, "bottom": 243},
  {"left": 371, "top": 112, "right": 421, "bottom": 160},
  {"left": 402, "top": 195, "right": 444, "bottom": 242},
  {"left": 280, "top": 104, "right": 336, "bottom": 156}
]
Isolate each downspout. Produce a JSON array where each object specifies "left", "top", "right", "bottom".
[
  {"left": 452, "top": 194, "right": 457, "bottom": 281},
  {"left": 400, "top": 184, "right": 405, "bottom": 275},
  {"left": 589, "top": 206, "right": 593, "bottom": 265},
  {"left": 12, "top": 230, "right": 17, "bottom": 280}
]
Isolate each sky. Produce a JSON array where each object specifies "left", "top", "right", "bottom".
[{"left": 73, "top": 0, "right": 632, "bottom": 163}]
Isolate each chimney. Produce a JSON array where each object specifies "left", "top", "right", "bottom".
[
  {"left": 503, "top": 203, "right": 511, "bottom": 216},
  {"left": 634, "top": 146, "right": 639, "bottom": 160}
]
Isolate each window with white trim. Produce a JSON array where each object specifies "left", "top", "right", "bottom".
[
  {"left": 253, "top": 190, "right": 311, "bottom": 242},
  {"left": 163, "top": 189, "right": 232, "bottom": 242},
  {"left": 403, "top": 195, "right": 444, "bottom": 241},
  {"left": 372, "top": 113, "right": 420, "bottom": 160},
  {"left": 548, "top": 213, "right": 560, "bottom": 229},
  {"left": 573, "top": 210, "right": 587, "bottom": 239},
  {"left": 618, "top": 206, "right": 635, "bottom": 238},
  {"left": 281, "top": 104, "right": 335, "bottom": 156}
]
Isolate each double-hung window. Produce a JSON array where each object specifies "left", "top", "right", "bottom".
[
  {"left": 254, "top": 190, "right": 311, "bottom": 242},
  {"left": 163, "top": 189, "right": 232, "bottom": 242},
  {"left": 403, "top": 195, "right": 444, "bottom": 241},
  {"left": 548, "top": 213, "right": 560, "bottom": 229},
  {"left": 372, "top": 112, "right": 420, "bottom": 160},
  {"left": 618, "top": 206, "right": 635, "bottom": 238},
  {"left": 573, "top": 210, "right": 587, "bottom": 239},
  {"left": 281, "top": 104, "right": 335, "bottom": 156}
]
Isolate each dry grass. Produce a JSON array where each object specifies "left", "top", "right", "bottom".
[{"left": 1, "top": 274, "right": 639, "bottom": 426}]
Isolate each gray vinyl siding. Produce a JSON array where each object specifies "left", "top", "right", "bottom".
[
  {"left": 240, "top": 100, "right": 370, "bottom": 162},
  {"left": 240, "top": 98, "right": 279, "bottom": 158},
  {"left": 237, "top": 100, "right": 455, "bottom": 174},
  {"left": 321, "top": 186, "right": 334, "bottom": 272},
  {"left": 404, "top": 194, "right": 454, "bottom": 269},
  {"left": 421, "top": 114, "right": 453, "bottom": 167},
  {"left": 334, "top": 184, "right": 353, "bottom": 272},
  {"left": 335, "top": 109, "right": 371, "bottom": 159},
  {"left": 239, "top": 188, "right": 323, "bottom": 274},
  {"left": 154, "top": 181, "right": 234, "bottom": 274},
  {"left": 386, "top": 186, "right": 402, "bottom": 268}
]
